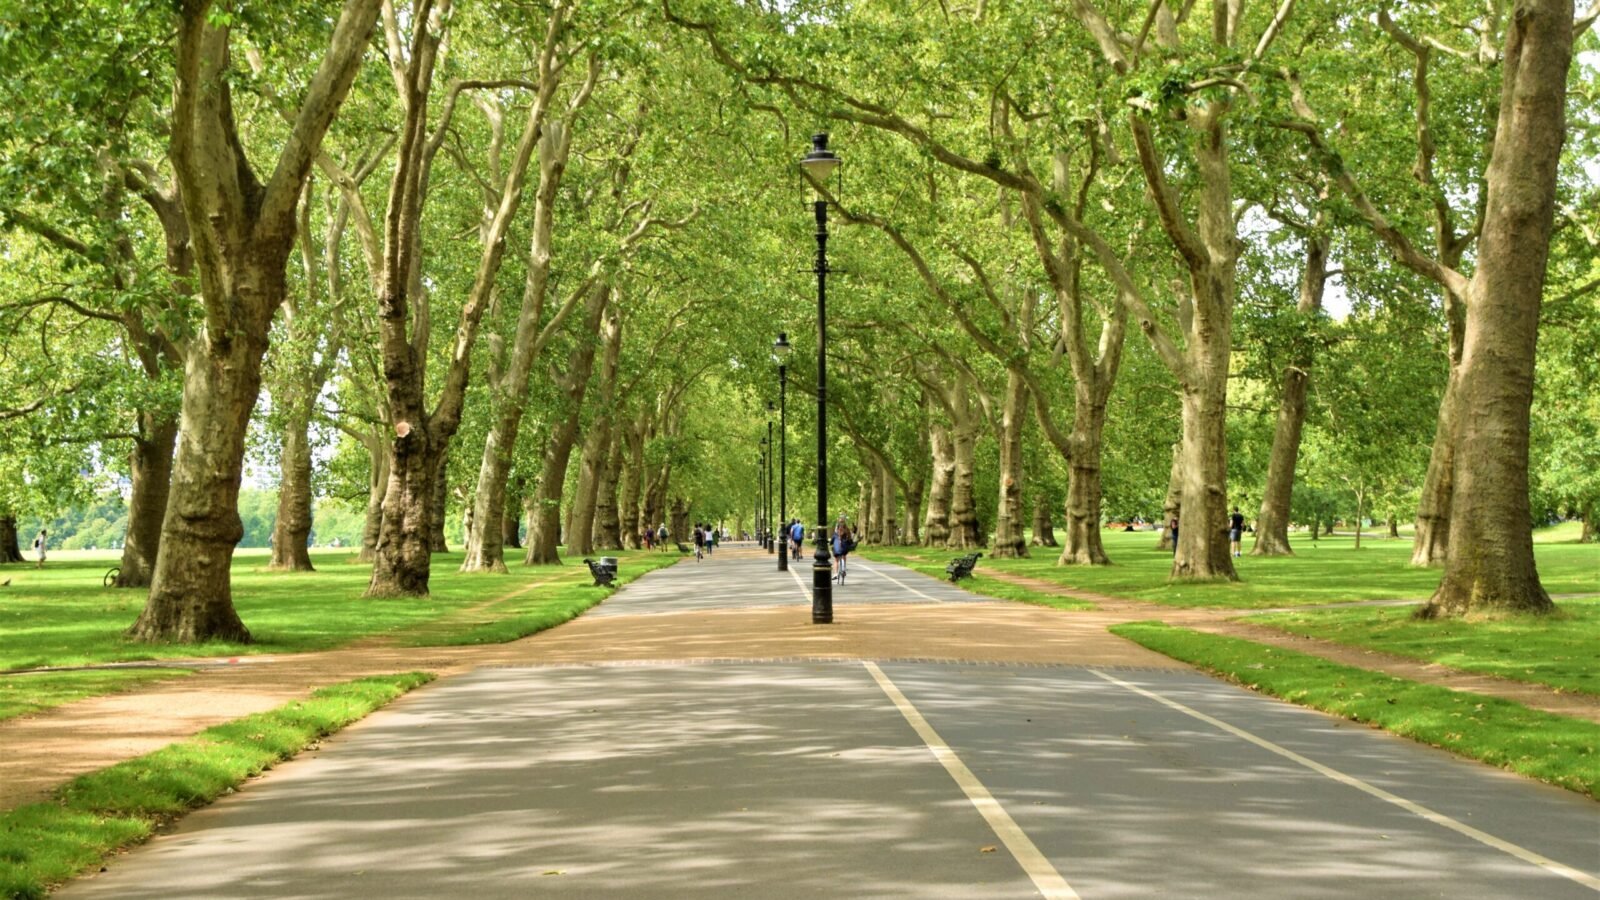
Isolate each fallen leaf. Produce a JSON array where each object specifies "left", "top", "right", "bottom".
[{"left": 980, "top": 846, "right": 997, "bottom": 854}]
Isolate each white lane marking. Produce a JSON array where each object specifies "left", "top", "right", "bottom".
[
  {"left": 851, "top": 560, "right": 947, "bottom": 604},
  {"left": 865, "top": 661, "right": 1080, "bottom": 899},
  {"left": 787, "top": 558, "right": 813, "bottom": 599},
  {"left": 1091, "top": 669, "right": 1600, "bottom": 892}
]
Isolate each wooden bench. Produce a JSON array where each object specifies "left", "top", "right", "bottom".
[
  {"left": 583, "top": 558, "right": 618, "bottom": 588},
  {"left": 946, "top": 552, "right": 981, "bottom": 582}
]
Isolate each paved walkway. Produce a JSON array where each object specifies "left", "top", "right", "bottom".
[{"left": 36, "top": 549, "right": 1600, "bottom": 898}]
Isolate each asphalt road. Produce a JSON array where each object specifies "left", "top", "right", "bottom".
[{"left": 60, "top": 556, "right": 1600, "bottom": 898}]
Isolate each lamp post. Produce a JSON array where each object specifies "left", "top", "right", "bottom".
[
  {"left": 774, "top": 333, "right": 791, "bottom": 572},
  {"left": 801, "top": 133, "right": 840, "bottom": 624},
  {"left": 765, "top": 408, "right": 776, "bottom": 554},
  {"left": 756, "top": 448, "right": 766, "bottom": 547}
]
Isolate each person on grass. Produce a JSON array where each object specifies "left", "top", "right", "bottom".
[
  {"left": 32, "top": 529, "right": 46, "bottom": 569},
  {"left": 1229, "top": 507, "right": 1246, "bottom": 558}
]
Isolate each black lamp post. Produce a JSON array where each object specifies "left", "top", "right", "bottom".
[
  {"left": 801, "top": 133, "right": 840, "bottom": 624},
  {"left": 774, "top": 333, "right": 791, "bottom": 572},
  {"left": 756, "top": 448, "right": 766, "bottom": 546},
  {"left": 765, "top": 408, "right": 776, "bottom": 554}
]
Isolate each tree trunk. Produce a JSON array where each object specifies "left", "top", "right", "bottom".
[
  {"left": 1421, "top": 2, "right": 1568, "bottom": 617},
  {"left": 427, "top": 453, "right": 450, "bottom": 553},
  {"left": 924, "top": 421, "right": 954, "bottom": 547},
  {"left": 116, "top": 415, "right": 178, "bottom": 587},
  {"left": 567, "top": 309, "right": 621, "bottom": 557},
  {"left": 669, "top": 498, "right": 689, "bottom": 543},
  {"left": 1060, "top": 417, "right": 1112, "bottom": 565},
  {"left": 359, "top": 431, "right": 387, "bottom": 563},
  {"left": 857, "top": 479, "right": 872, "bottom": 538},
  {"left": 990, "top": 371, "right": 1029, "bottom": 558},
  {"left": 1388, "top": 514, "right": 1399, "bottom": 539},
  {"left": 132, "top": 0, "right": 377, "bottom": 639},
  {"left": 268, "top": 412, "right": 316, "bottom": 571},
  {"left": 878, "top": 463, "right": 897, "bottom": 544},
  {"left": 525, "top": 423, "right": 580, "bottom": 565},
  {"left": 502, "top": 475, "right": 524, "bottom": 549},
  {"left": 620, "top": 421, "right": 646, "bottom": 549},
  {"left": 901, "top": 473, "right": 924, "bottom": 546},
  {"left": 1157, "top": 443, "right": 1181, "bottom": 552},
  {"left": 1411, "top": 370, "right": 1458, "bottom": 566},
  {"left": 1254, "top": 232, "right": 1329, "bottom": 557},
  {"left": 0, "top": 516, "right": 23, "bottom": 564},
  {"left": 131, "top": 331, "right": 266, "bottom": 642},
  {"left": 1031, "top": 493, "right": 1058, "bottom": 547},
  {"left": 1173, "top": 367, "right": 1237, "bottom": 580},
  {"left": 948, "top": 420, "right": 982, "bottom": 549},
  {"left": 367, "top": 433, "right": 442, "bottom": 596},
  {"left": 1581, "top": 501, "right": 1595, "bottom": 543},
  {"left": 594, "top": 434, "right": 625, "bottom": 550},
  {"left": 1353, "top": 491, "right": 1364, "bottom": 551}
]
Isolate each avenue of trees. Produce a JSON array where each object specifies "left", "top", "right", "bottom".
[{"left": 0, "top": 0, "right": 1594, "bottom": 640}]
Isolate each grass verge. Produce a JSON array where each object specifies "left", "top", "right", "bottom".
[
  {"left": 1110, "top": 622, "right": 1599, "bottom": 798},
  {"left": 409, "top": 552, "right": 685, "bottom": 646},
  {"left": 860, "top": 552, "right": 1095, "bottom": 610},
  {"left": 0, "top": 672, "right": 433, "bottom": 899},
  {"left": 0, "top": 669, "right": 193, "bottom": 724},
  {"left": 1245, "top": 600, "right": 1600, "bottom": 697}
]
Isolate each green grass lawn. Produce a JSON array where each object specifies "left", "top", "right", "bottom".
[
  {"left": 860, "top": 551, "right": 1095, "bottom": 610},
  {"left": 0, "top": 669, "right": 193, "bottom": 723},
  {"left": 1111, "top": 622, "right": 1600, "bottom": 798},
  {"left": 0, "top": 547, "right": 678, "bottom": 671},
  {"left": 0, "top": 672, "right": 431, "bottom": 900},
  {"left": 875, "top": 527, "right": 1596, "bottom": 609},
  {"left": 1245, "top": 599, "right": 1600, "bottom": 697}
]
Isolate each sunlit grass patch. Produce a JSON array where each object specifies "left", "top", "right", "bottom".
[{"left": 0, "top": 669, "right": 192, "bottom": 723}]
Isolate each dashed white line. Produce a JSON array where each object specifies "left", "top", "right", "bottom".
[
  {"left": 1091, "top": 669, "right": 1600, "bottom": 893},
  {"left": 865, "top": 661, "right": 1080, "bottom": 899},
  {"left": 850, "top": 560, "right": 948, "bottom": 603}
]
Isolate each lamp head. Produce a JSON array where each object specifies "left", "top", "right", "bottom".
[
  {"left": 773, "top": 331, "right": 792, "bottom": 360},
  {"left": 799, "top": 133, "right": 840, "bottom": 185}
]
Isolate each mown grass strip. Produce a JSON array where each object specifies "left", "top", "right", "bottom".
[
  {"left": 0, "top": 669, "right": 193, "bottom": 724},
  {"left": 415, "top": 552, "right": 685, "bottom": 646},
  {"left": 1244, "top": 601, "right": 1600, "bottom": 697},
  {"left": 861, "top": 551, "right": 1095, "bottom": 611},
  {"left": 0, "top": 672, "right": 433, "bottom": 900},
  {"left": 1109, "top": 622, "right": 1600, "bottom": 798}
]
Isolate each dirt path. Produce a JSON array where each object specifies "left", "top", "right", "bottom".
[{"left": 981, "top": 570, "right": 1600, "bottom": 724}]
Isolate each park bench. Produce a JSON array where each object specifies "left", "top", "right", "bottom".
[
  {"left": 946, "top": 552, "right": 981, "bottom": 582},
  {"left": 583, "top": 557, "right": 618, "bottom": 588},
  {"left": 676, "top": 542, "right": 693, "bottom": 554}
]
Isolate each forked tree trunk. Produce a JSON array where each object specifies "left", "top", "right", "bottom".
[
  {"left": 1420, "top": 1, "right": 1569, "bottom": 617},
  {"left": 620, "top": 423, "right": 646, "bottom": 548},
  {"left": 132, "top": 0, "right": 378, "bottom": 640},
  {"left": 368, "top": 436, "right": 442, "bottom": 596},
  {"left": 0, "top": 516, "right": 23, "bottom": 564},
  {"left": 924, "top": 421, "right": 954, "bottom": 547},
  {"left": 1031, "top": 493, "right": 1058, "bottom": 547},
  {"left": 116, "top": 415, "right": 178, "bottom": 587},
  {"left": 268, "top": 410, "right": 316, "bottom": 571},
  {"left": 567, "top": 310, "right": 621, "bottom": 557},
  {"left": 1254, "top": 232, "right": 1328, "bottom": 557},
  {"left": 901, "top": 474, "right": 924, "bottom": 546}
]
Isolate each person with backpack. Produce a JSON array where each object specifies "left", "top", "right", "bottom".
[
  {"left": 692, "top": 524, "right": 705, "bottom": 561},
  {"left": 831, "top": 517, "right": 855, "bottom": 583},
  {"left": 31, "top": 529, "right": 46, "bottom": 569},
  {"left": 658, "top": 523, "right": 668, "bottom": 551},
  {"left": 790, "top": 518, "right": 805, "bottom": 561}
]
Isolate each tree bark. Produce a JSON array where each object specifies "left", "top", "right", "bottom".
[
  {"left": 1420, "top": 1, "right": 1569, "bottom": 617},
  {"left": 1388, "top": 513, "right": 1400, "bottom": 539},
  {"left": 1157, "top": 443, "right": 1182, "bottom": 552},
  {"left": 502, "top": 475, "right": 524, "bottom": 550},
  {"left": 359, "top": 429, "right": 388, "bottom": 563},
  {"left": 1253, "top": 231, "right": 1329, "bottom": 557},
  {"left": 567, "top": 308, "right": 621, "bottom": 557},
  {"left": 1581, "top": 502, "right": 1595, "bottom": 543},
  {"left": 428, "top": 452, "right": 450, "bottom": 553},
  {"left": 991, "top": 369, "right": 1029, "bottom": 558},
  {"left": 620, "top": 417, "right": 647, "bottom": 548},
  {"left": 115, "top": 415, "right": 178, "bottom": 586},
  {"left": 0, "top": 517, "right": 23, "bottom": 564},
  {"left": 1411, "top": 370, "right": 1458, "bottom": 565},
  {"left": 901, "top": 472, "right": 924, "bottom": 546},
  {"left": 948, "top": 418, "right": 982, "bottom": 549},
  {"left": 1059, "top": 416, "right": 1112, "bottom": 565},
  {"left": 594, "top": 433, "right": 625, "bottom": 550},
  {"left": 131, "top": 0, "right": 378, "bottom": 641},
  {"left": 924, "top": 421, "right": 954, "bottom": 547},
  {"left": 1031, "top": 493, "right": 1058, "bottom": 547},
  {"left": 268, "top": 408, "right": 316, "bottom": 571}
]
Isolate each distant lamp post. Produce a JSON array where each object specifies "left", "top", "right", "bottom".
[
  {"left": 766, "top": 406, "right": 776, "bottom": 554},
  {"left": 801, "top": 133, "right": 840, "bottom": 624},
  {"left": 774, "top": 333, "right": 792, "bottom": 572},
  {"left": 756, "top": 449, "right": 766, "bottom": 547}
]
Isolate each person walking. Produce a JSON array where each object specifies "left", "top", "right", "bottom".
[
  {"left": 1229, "top": 507, "right": 1245, "bottom": 558},
  {"left": 692, "top": 524, "right": 705, "bottom": 562},
  {"left": 31, "top": 529, "right": 46, "bottom": 569},
  {"left": 705, "top": 524, "right": 716, "bottom": 556},
  {"left": 832, "top": 517, "right": 854, "bottom": 583},
  {"left": 1168, "top": 517, "right": 1179, "bottom": 556},
  {"left": 657, "top": 523, "right": 668, "bottom": 551}
]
